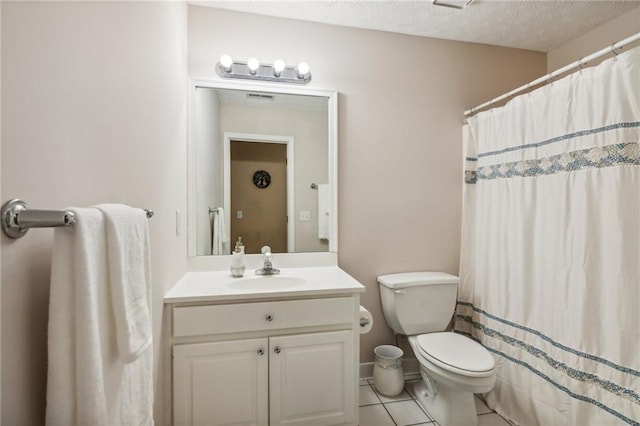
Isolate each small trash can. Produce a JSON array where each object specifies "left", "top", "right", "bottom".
[{"left": 373, "top": 345, "right": 404, "bottom": 397}]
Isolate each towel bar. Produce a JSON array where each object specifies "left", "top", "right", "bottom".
[{"left": 1, "top": 199, "right": 153, "bottom": 239}]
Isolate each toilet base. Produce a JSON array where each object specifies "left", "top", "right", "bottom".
[{"left": 411, "top": 379, "right": 478, "bottom": 426}]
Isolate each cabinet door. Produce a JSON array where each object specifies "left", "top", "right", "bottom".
[
  {"left": 269, "top": 331, "right": 355, "bottom": 426},
  {"left": 173, "top": 338, "right": 269, "bottom": 426}
]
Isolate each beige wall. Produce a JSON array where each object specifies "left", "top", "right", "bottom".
[
  {"left": 1, "top": 2, "right": 187, "bottom": 424},
  {"left": 547, "top": 5, "right": 640, "bottom": 72},
  {"left": 188, "top": 6, "right": 547, "bottom": 363},
  {"left": 220, "top": 103, "right": 329, "bottom": 253}
]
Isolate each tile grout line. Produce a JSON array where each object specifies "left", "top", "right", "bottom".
[
  {"left": 367, "top": 381, "right": 398, "bottom": 426},
  {"left": 363, "top": 378, "right": 505, "bottom": 426},
  {"left": 379, "top": 400, "right": 398, "bottom": 426},
  {"left": 366, "top": 383, "right": 383, "bottom": 406},
  {"left": 385, "top": 383, "right": 435, "bottom": 426},
  {"left": 404, "top": 383, "right": 434, "bottom": 421}
]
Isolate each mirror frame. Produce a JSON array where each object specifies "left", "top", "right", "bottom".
[{"left": 187, "top": 79, "right": 338, "bottom": 258}]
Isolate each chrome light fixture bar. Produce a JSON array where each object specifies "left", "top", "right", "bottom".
[
  {"left": 432, "top": 0, "right": 475, "bottom": 9},
  {"left": 215, "top": 55, "right": 312, "bottom": 85}
]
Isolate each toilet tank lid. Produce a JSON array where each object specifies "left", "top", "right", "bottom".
[{"left": 377, "top": 272, "right": 459, "bottom": 289}]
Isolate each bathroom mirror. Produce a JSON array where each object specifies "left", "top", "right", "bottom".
[{"left": 188, "top": 80, "right": 337, "bottom": 257}]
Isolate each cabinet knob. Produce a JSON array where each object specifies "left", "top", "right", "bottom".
[
  {"left": 273, "top": 346, "right": 281, "bottom": 354},
  {"left": 265, "top": 314, "right": 274, "bottom": 322},
  {"left": 257, "top": 348, "right": 265, "bottom": 356}
]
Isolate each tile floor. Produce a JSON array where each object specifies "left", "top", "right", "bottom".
[{"left": 359, "top": 375, "right": 512, "bottom": 426}]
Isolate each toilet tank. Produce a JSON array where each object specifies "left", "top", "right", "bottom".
[{"left": 378, "top": 272, "right": 459, "bottom": 336}]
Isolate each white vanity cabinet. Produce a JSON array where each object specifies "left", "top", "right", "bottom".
[
  {"left": 167, "top": 294, "right": 360, "bottom": 426},
  {"left": 269, "top": 330, "right": 354, "bottom": 426},
  {"left": 173, "top": 338, "right": 269, "bottom": 425}
]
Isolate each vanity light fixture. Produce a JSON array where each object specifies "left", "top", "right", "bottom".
[
  {"left": 432, "top": 0, "right": 475, "bottom": 9},
  {"left": 297, "top": 62, "right": 310, "bottom": 80},
  {"left": 219, "top": 54, "right": 233, "bottom": 72},
  {"left": 273, "top": 59, "right": 285, "bottom": 77},
  {"left": 215, "top": 55, "right": 312, "bottom": 85},
  {"left": 247, "top": 57, "right": 260, "bottom": 75}
]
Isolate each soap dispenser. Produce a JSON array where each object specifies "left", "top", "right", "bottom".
[{"left": 231, "top": 237, "right": 245, "bottom": 277}]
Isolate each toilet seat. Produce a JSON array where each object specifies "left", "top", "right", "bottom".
[{"left": 415, "top": 332, "right": 495, "bottom": 378}]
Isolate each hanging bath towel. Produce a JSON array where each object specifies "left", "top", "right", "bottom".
[
  {"left": 46, "top": 205, "right": 153, "bottom": 426},
  {"left": 317, "top": 184, "right": 330, "bottom": 240},
  {"left": 210, "top": 207, "right": 229, "bottom": 255}
]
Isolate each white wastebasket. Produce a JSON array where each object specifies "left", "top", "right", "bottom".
[{"left": 373, "top": 345, "right": 404, "bottom": 397}]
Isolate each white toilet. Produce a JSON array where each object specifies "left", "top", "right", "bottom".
[{"left": 378, "top": 272, "right": 496, "bottom": 426}]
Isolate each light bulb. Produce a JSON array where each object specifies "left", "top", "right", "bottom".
[
  {"left": 297, "top": 62, "right": 310, "bottom": 79},
  {"left": 247, "top": 57, "right": 260, "bottom": 75},
  {"left": 219, "top": 54, "right": 233, "bottom": 72},
  {"left": 273, "top": 59, "right": 285, "bottom": 77}
]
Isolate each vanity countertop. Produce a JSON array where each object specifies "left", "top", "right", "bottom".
[{"left": 164, "top": 266, "right": 365, "bottom": 304}]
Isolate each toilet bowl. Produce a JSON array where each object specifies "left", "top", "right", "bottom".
[
  {"left": 377, "top": 272, "right": 496, "bottom": 426},
  {"left": 408, "top": 333, "right": 495, "bottom": 426},
  {"left": 410, "top": 333, "right": 495, "bottom": 393}
]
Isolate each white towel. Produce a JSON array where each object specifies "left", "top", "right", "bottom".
[
  {"left": 317, "top": 184, "right": 330, "bottom": 240},
  {"left": 210, "top": 207, "right": 229, "bottom": 255},
  {"left": 96, "top": 204, "right": 152, "bottom": 363},
  {"left": 46, "top": 206, "right": 153, "bottom": 426},
  {"left": 47, "top": 208, "right": 109, "bottom": 425}
]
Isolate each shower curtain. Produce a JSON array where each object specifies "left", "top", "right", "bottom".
[{"left": 456, "top": 46, "right": 639, "bottom": 426}]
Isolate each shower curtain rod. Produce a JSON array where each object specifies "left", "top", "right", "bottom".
[{"left": 464, "top": 31, "right": 640, "bottom": 117}]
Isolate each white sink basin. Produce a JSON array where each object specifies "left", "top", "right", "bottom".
[
  {"left": 228, "top": 275, "right": 307, "bottom": 291},
  {"left": 164, "top": 266, "right": 366, "bottom": 303}
]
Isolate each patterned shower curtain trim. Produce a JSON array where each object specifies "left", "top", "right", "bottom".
[{"left": 455, "top": 302, "right": 639, "bottom": 425}]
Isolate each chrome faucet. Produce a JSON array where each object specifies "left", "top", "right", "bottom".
[{"left": 255, "top": 246, "right": 280, "bottom": 275}]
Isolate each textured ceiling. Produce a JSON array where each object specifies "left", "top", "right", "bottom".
[{"left": 193, "top": 0, "right": 640, "bottom": 52}]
